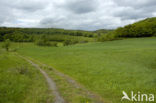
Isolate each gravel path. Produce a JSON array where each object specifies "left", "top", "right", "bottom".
[
  {"left": 18, "top": 54, "right": 106, "bottom": 103},
  {"left": 18, "top": 55, "right": 65, "bottom": 103},
  {"left": 33, "top": 58, "right": 105, "bottom": 103}
]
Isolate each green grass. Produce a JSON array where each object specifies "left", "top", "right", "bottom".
[
  {"left": 5, "top": 37, "right": 156, "bottom": 102},
  {"left": 42, "top": 66, "right": 95, "bottom": 103},
  {"left": 0, "top": 50, "right": 53, "bottom": 103}
]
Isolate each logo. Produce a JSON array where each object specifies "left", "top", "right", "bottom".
[{"left": 121, "top": 91, "right": 154, "bottom": 102}]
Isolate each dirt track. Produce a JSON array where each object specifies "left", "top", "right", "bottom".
[
  {"left": 18, "top": 55, "right": 65, "bottom": 103},
  {"left": 18, "top": 54, "right": 106, "bottom": 103}
]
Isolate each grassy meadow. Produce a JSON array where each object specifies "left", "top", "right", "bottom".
[
  {"left": 10, "top": 37, "right": 156, "bottom": 102},
  {"left": 0, "top": 49, "right": 53, "bottom": 103}
]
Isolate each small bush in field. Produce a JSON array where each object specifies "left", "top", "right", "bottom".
[
  {"left": 72, "top": 40, "right": 79, "bottom": 44},
  {"left": 35, "top": 40, "right": 57, "bottom": 47},
  {"left": 35, "top": 34, "right": 57, "bottom": 47},
  {"left": 63, "top": 39, "right": 79, "bottom": 46},
  {"left": 63, "top": 40, "right": 72, "bottom": 46},
  {"left": 50, "top": 42, "right": 58, "bottom": 47},
  {"left": 80, "top": 40, "right": 88, "bottom": 43},
  {"left": 97, "top": 33, "right": 118, "bottom": 42},
  {"left": 2, "top": 39, "right": 11, "bottom": 51},
  {"left": 16, "top": 66, "right": 29, "bottom": 75},
  {"left": 35, "top": 39, "right": 51, "bottom": 46}
]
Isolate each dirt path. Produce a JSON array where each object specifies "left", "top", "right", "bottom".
[
  {"left": 29, "top": 57, "right": 105, "bottom": 103},
  {"left": 18, "top": 55, "right": 65, "bottom": 103}
]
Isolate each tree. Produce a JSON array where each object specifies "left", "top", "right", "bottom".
[
  {"left": 2, "top": 39, "right": 11, "bottom": 51},
  {"left": 35, "top": 35, "right": 52, "bottom": 46}
]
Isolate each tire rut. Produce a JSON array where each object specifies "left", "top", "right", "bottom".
[
  {"left": 18, "top": 55, "right": 65, "bottom": 103},
  {"left": 30, "top": 58, "right": 106, "bottom": 103}
]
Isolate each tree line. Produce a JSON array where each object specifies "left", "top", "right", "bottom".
[
  {"left": 0, "top": 27, "right": 97, "bottom": 42},
  {"left": 115, "top": 17, "right": 156, "bottom": 37},
  {"left": 0, "top": 17, "right": 156, "bottom": 44}
]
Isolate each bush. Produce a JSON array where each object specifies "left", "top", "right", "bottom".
[
  {"left": 35, "top": 39, "right": 51, "bottom": 46},
  {"left": 35, "top": 39, "right": 57, "bottom": 47},
  {"left": 2, "top": 39, "right": 11, "bottom": 51},
  {"left": 63, "top": 40, "right": 72, "bottom": 46},
  {"left": 16, "top": 66, "right": 29, "bottom": 75},
  {"left": 97, "top": 33, "right": 118, "bottom": 42},
  {"left": 63, "top": 39, "right": 79, "bottom": 46},
  {"left": 35, "top": 34, "right": 58, "bottom": 47},
  {"left": 35, "top": 40, "right": 57, "bottom": 47},
  {"left": 80, "top": 40, "right": 88, "bottom": 43},
  {"left": 50, "top": 42, "right": 58, "bottom": 47}
]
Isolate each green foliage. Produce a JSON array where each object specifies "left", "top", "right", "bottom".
[
  {"left": 94, "top": 29, "right": 114, "bottom": 34},
  {"left": 0, "top": 34, "right": 3, "bottom": 41},
  {"left": 16, "top": 66, "right": 29, "bottom": 75},
  {"left": 1, "top": 17, "right": 156, "bottom": 43},
  {"left": 63, "top": 39, "right": 79, "bottom": 46},
  {"left": 35, "top": 35, "right": 57, "bottom": 47},
  {"left": 63, "top": 40, "right": 72, "bottom": 46},
  {"left": 35, "top": 39, "right": 51, "bottom": 46},
  {"left": 50, "top": 42, "right": 58, "bottom": 47},
  {"left": 2, "top": 39, "right": 11, "bottom": 51},
  {"left": 97, "top": 33, "right": 118, "bottom": 42},
  {"left": 115, "top": 17, "right": 156, "bottom": 37},
  {"left": 0, "top": 27, "right": 96, "bottom": 43},
  {"left": 11, "top": 31, "right": 34, "bottom": 42}
]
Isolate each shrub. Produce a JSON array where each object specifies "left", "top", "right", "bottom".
[
  {"left": 2, "top": 39, "right": 11, "bottom": 51},
  {"left": 35, "top": 34, "right": 57, "bottom": 47},
  {"left": 50, "top": 42, "right": 58, "bottom": 47},
  {"left": 35, "top": 38, "right": 58, "bottom": 47},
  {"left": 35, "top": 40, "right": 58, "bottom": 47},
  {"left": 16, "top": 66, "right": 28, "bottom": 75},
  {"left": 63, "top": 39, "right": 79, "bottom": 46},
  {"left": 63, "top": 40, "right": 72, "bottom": 46},
  {"left": 97, "top": 33, "right": 117, "bottom": 42},
  {"left": 35, "top": 39, "right": 51, "bottom": 46},
  {"left": 72, "top": 39, "right": 79, "bottom": 44},
  {"left": 80, "top": 40, "right": 88, "bottom": 43}
]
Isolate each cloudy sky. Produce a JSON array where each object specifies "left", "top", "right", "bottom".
[{"left": 0, "top": 0, "right": 156, "bottom": 30}]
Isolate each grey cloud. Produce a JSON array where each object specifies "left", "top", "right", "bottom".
[
  {"left": 113, "top": 0, "right": 156, "bottom": 8},
  {"left": 1, "top": 0, "right": 48, "bottom": 12},
  {"left": 40, "top": 17, "right": 67, "bottom": 28},
  {"left": 0, "top": 0, "right": 49, "bottom": 26},
  {"left": 39, "top": 15, "right": 121, "bottom": 31},
  {"left": 112, "top": 0, "right": 156, "bottom": 20},
  {"left": 113, "top": 7, "right": 153, "bottom": 20},
  {"left": 13, "top": 0, "right": 47, "bottom": 12},
  {"left": 0, "top": 1, "right": 16, "bottom": 25},
  {"left": 0, "top": 0, "right": 156, "bottom": 30},
  {"left": 62, "top": 0, "right": 98, "bottom": 14}
]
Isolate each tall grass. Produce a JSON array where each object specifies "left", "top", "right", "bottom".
[{"left": 0, "top": 51, "right": 53, "bottom": 103}]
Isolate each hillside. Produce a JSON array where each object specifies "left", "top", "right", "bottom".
[
  {"left": 0, "top": 27, "right": 97, "bottom": 41},
  {"left": 115, "top": 17, "right": 156, "bottom": 37},
  {"left": 94, "top": 29, "right": 114, "bottom": 34}
]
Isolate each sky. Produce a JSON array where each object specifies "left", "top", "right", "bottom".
[{"left": 0, "top": 0, "right": 156, "bottom": 30}]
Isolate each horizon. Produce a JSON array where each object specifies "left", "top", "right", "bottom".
[
  {"left": 0, "top": 26, "right": 115, "bottom": 31},
  {"left": 0, "top": 0, "right": 156, "bottom": 30}
]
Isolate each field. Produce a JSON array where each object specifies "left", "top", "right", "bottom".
[
  {"left": 5, "top": 37, "right": 155, "bottom": 102},
  {"left": 0, "top": 50, "right": 53, "bottom": 103}
]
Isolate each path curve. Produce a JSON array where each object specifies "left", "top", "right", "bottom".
[
  {"left": 30, "top": 57, "right": 105, "bottom": 103},
  {"left": 18, "top": 55, "right": 65, "bottom": 103}
]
